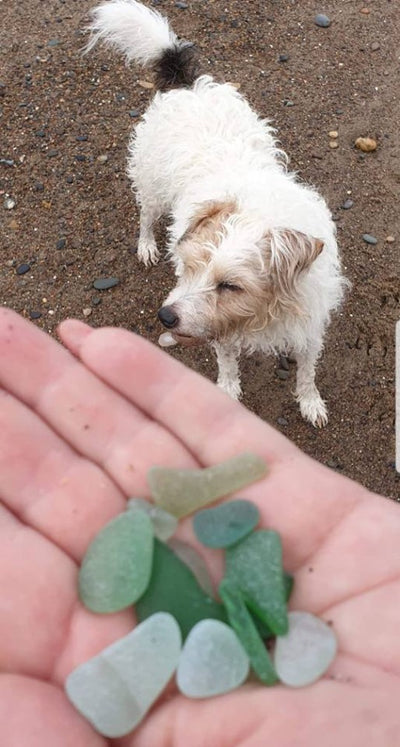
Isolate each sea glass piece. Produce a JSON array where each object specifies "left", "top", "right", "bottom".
[
  {"left": 193, "top": 499, "right": 260, "bottom": 548},
  {"left": 136, "top": 538, "right": 226, "bottom": 639},
  {"left": 127, "top": 497, "right": 178, "bottom": 541},
  {"left": 274, "top": 611, "right": 337, "bottom": 687},
  {"left": 65, "top": 612, "right": 181, "bottom": 737},
  {"left": 219, "top": 579, "right": 277, "bottom": 685},
  {"left": 225, "top": 529, "right": 288, "bottom": 635},
  {"left": 148, "top": 453, "right": 268, "bottom": 518},
  {"left": 251, "top": 572, "right": 294, "bottom": 639},
  {"left": 177, "top": 619, "right": 249, "bottom": 698},
  {"left": 168, "top": 538, "right": 215, "bottom": 598},
  {"left": 79, "top": 510, "right": 153, "bottom": 613}
]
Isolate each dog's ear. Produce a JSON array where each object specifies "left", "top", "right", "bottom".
[
  {"left": 264, "top": 228, "right": 324, "bottom": 315},
  {"left": 180, "top": 200, "right": 237, "bottom": 242}
]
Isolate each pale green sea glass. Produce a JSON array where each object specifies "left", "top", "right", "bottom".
[
  {"left": 65, "top": 613, "right": 181, "bottom": 737},
  {"left": 148, "top": 453, "right": 268, "bottom": 518},
  {"left": 79, "top": 510, "right": 153, "bottom": 613}
]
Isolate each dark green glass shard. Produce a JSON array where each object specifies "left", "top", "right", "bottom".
[
  {"left": 219, "top": 579, "right": 278, "bottom": 685},
  {"left": 136, "top": 539, "right": 227, "bottom": 639},
  {"left": 225, "top": 530, "right": 288, "bottom": 635},
  {"left": 250, "top": 571, "right": 294, "bottom": 639}
]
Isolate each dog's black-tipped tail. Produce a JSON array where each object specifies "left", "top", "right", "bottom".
[
  {"left": 86, "top": 1, "right": 200, "bottom": 90},
  {"left": 152, "top": 41, "right": 199, "bottom": 91}
]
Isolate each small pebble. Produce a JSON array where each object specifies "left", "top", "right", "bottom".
[
  {"left": 16, "top": 263, "right": 30, "bottom": 275},
  {"left": 97, "top": 154, "right": 108, "bottom": 163},
  {"left": 328, "top": 130, "right": 338, "bottom": 138},
  {"left": 329, "top": 141, "right": 339, "bottom": 149},
  {"left": 278, "top": 354, "right": 289, "bottom": 371},
  {"left": 83, "top": 307, "right": 92, "bottom": 317},
  {"left": 360, "top": 7, "right": 370, "bottom": 13},
  {"left": 341, "top": 199, "right": 353, "bottom": 210},
  {"left": 34, "top": 182, "right": 45, "bottom": 192},
  {"left": 176, "top": 619, "right": 249, "bottom": 698},
  {"left": 0, "top": 158, "right": 15, "bottom": 166},
  {"left": 92, "top": 296, "right": 102, "bottom": 305},
  {"left": 138, "top": 80, "right": 154, "bottom": 89},
  {"left": 56, "top": 237, "right": 66, "bottom": 250},
  {"left": 47, "top": 149, "right": 59, "bottom": 158},
  {"left": 370, "top": 41, "right": 380, "bottom": 52},
  {"left": 175, "top": 1, "right": 188, "bottom": 7},
  {"left": 79, "top": 510, "right": 154, "bottom": 613},
  {"left": 148, "top": 453, "right": 268, "bottom": 519},
  {"left": 129, "top": 109, "right": 140, "bottom": 118},
  {"left": 273, "top": 611, "right": 337, "bottom": 687},
  {"left": 127, "top": 497, "right": 178, "bottom": 541},
  {"left": 76, "top": 135, "right": 88, "bottom": 142},
  {"left": 355, "top": 136, "right": 377, "bottom": 152},
  {"left": 362, "top": 234, "right": 378, "bottom": 245},
  {"left": 65, "top": 613, "right": 181, "bottom": 737},
  {"left": 159, "top": 332, "right": 177, "bottom": 347},
  {"left": 276, "top": 369, "right": 289, "bottom": 380},
  {"left": 386, "top": 236, "right": 395, "bottom": 243},
  {"left": 4, "top": 196, "right": 16, "bottom": 210},
  {"left": 29, "top": 310, "right": 42, "bottom": 320},
  {"left": 278, "top": 54, "right": 289, "bottom": 62},
  {"left": 93, "top": 277, "right": 120, "bottom": 290},
  {"left": 193, "top": 500, "right": 260, "bottom": 549},
  {"left": 277, "top": 416, "right": 288, "bottom": 427},
  {"left": 226, "top": 530, "right": 288, "bottom": 635},
  {"left": 47, "top": 39, "right": 60, "bottom": 47},
  {"left": 315, "top": 14, "right": 331, "bottom": 28}
]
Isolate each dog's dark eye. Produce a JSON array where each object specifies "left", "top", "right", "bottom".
[{"left": 217, "top": 282, "right": 242, "bottom": 292}]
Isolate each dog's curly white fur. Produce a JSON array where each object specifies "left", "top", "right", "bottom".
[{"left": 87, "top": 0, "right": 349, "bottom": 427}]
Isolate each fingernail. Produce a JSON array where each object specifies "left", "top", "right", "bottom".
[{"left": 57, "top": 319, "right": 92, "bottom": 355}]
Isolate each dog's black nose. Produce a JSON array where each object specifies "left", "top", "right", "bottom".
[{"left": 158, "top": 305, "right": 179, "bottom": 329}]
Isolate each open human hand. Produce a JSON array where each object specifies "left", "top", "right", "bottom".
[{"left": 0, "top": 307, "right": 399, "bottom": 747}]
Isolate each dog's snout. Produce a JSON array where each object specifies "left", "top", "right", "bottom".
[{"left": 158, "top": 305, "right": 179, "bottom": 329}]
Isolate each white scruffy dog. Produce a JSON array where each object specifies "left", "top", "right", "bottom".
[{"left": 87, "top": 0, "right": 348, "bottom": 426}]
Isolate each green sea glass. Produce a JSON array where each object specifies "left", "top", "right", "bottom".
[
  {"left": 79, "top": 510, "right": 153, "bottom": 613},
  {"left": 148, "top": 453, "right": 268, "bottom": 518},
  {"left": 225, "top": 530, "right": 288, "bottom": 635},
  {"left": 251, "top": 572, "right": 294, "bottom": 639},
  {"left": 65, "top": 613, "right": 181, "bottom": 737},
  {"left": 127, "top": 497, "right": 178, "bottom": 541},
  {"left": 136, "top": 539, "right": 226, "bottom": 638},
  {"left": 219, "top": 578, "right": 277, "bottom": 685},
  {"left": 168, "top": 538, "right": 215, "bottom": 598},
  {"left": 193, "top": 499, "right": 260, "bottom": 548}
]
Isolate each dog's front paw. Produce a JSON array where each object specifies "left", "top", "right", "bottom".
[
  {"left": 137, "top": 239, "right": 160, "bottom": 267},
  {"left": 217, "top": 378, "right": 242, "bottom": 400},
  {"left": 299, "top": 394, "right": 328, "bottom": 428}
]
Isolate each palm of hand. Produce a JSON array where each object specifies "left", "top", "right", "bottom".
[{"left": 0, "top": 308, "right": 399, "bottom": 747}]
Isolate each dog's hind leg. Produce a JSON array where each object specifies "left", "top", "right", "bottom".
[
  {"left": 137, "top": 202, "right": 160, "bottom": 267},
  {"left": 294, "top": 342, "right": 328, "bottom": 428},
  {"left": 214, "top": 342, "right": 242, "bottom": 400}
]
